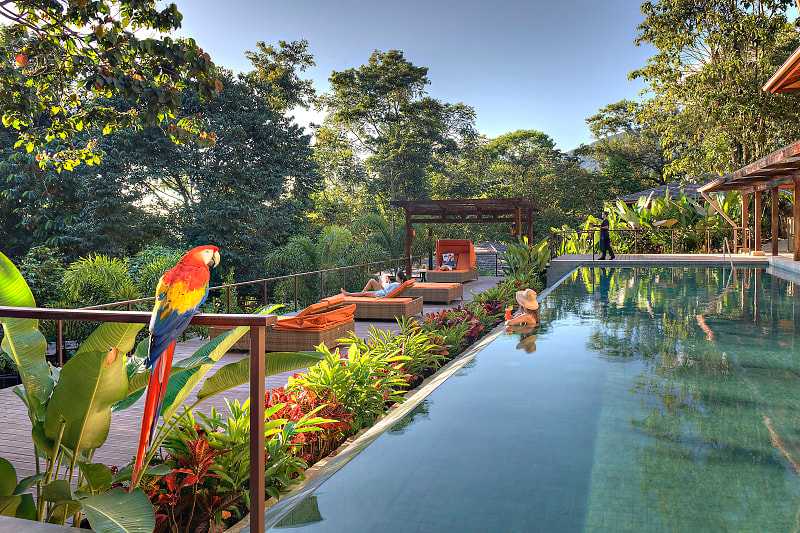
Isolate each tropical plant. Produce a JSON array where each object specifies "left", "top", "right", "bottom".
[
  {"left": 61, "top": 254, "right": 140, "bottom": 307},
  {"left": 290, "top": 343, "right": 408, "bottom": 431},
  {"left": 348, "top": 318, "right": 447, "bottom": 379},
  {"left": 152, "top": 399, "right": 331, "bottom": 531},
  {"left": 266, "top": 386, "right": 352, "bottom": 464},
  {"left": 0, "top": 251, "right": 152, "bottom": 529},
  {"left": 503, "top": 237, "right": 550, "bottom": 277}
]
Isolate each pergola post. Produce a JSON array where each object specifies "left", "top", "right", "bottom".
[
  {"left": 771, "top": 188, "right": 779, "bottom": 256},
  {"left": 526, "top": 208, "right": 534, "bottom": 243},
  {"left": 514, "top": 207, "right": 522, "bottom": 241},
  {"left": 742, "top": 192, "right": 750, "bottom": 253},
  {"left": 794, "top": 178, "right": 800, "bottom": 261},
  {"left": 754, "top": 190, "right": 762, "bottom": 252}
]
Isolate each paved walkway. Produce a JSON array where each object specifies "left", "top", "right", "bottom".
[{"left": 0, "top": 277, "right": 502, "bottom": 477}]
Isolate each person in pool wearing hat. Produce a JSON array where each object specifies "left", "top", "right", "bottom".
[{"left": 506, "top": 288, "right": 540, "bottom": 328}]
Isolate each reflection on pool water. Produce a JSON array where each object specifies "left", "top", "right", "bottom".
[{"left": 266, "top": 267, "right": 800, "bottom": 532}]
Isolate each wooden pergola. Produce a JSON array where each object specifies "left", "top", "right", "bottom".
[
  {"left": 699, "top": 140, "right": 800, "bottom": 259},
  {"left": 391, "top": 198, "right": 535, "bottom": 275}
]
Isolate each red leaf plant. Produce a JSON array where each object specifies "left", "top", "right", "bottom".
[
  {"left": 266, "top": 385, "right": 353, "bottom": 464},
  {"left": 145, "top": 437, "right": 239, "bottom": 533}
]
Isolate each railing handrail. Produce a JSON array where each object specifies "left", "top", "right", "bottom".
[
  {"left": 84, "top": 254, "right": 428, "bottom": 310},
  {"left": 0, "top": 306, "right": 276, "bottom": 327}
]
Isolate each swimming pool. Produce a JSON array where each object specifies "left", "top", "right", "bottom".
[{"left": 264, "top": 266, "right": 800, "bottom": 532}]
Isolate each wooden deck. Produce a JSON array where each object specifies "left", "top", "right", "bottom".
[{"left": 0, "top": 277, "right": 502, "bottom": 478}]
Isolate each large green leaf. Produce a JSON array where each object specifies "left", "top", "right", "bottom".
[
  {"left": 81, "top": 488, "right": 155, "bottom": 533},
  {"left": 112, "top": 340, "right": 149, "bottom": 411},
  {"left": 43, "top": 348, "right": 128, "bottom": 454},
  {"left": 77, "top": 322, "right": 144, "bottom": 357},
  {"left": 0, "top": 252, "right": 52, "bottom": 406},
  {"left": 197, "top": 351, "right": 324, "bottom": 400},
  {"left": 0, "top": 458, "right": 16, "bottom": 497},
  {"left": 159, "top": 324, "right": 252, "bottom": 420}
]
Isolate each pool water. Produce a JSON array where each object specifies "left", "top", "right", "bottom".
[{"left": 265, "top": 267, "right": 800, "bottom": 532}]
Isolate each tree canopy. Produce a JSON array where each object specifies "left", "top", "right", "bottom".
[{"left": 0, "top": 0, "right": 221, "bottom": 170}]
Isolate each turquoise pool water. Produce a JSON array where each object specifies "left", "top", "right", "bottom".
[{"left": 265, "top": 267, "right": 800, "bottom": 532}]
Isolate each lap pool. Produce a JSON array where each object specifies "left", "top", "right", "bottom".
[{"left": 264, "top": 266, "right": 800, "bottom": 532}]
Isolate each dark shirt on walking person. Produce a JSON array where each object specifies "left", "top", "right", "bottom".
[{"left": 598, "top": 215, "right": 615, "bottom": 260}]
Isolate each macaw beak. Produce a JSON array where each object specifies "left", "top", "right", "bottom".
[{"left": 209, "top": 250, "right": 221, "bottom": 268}]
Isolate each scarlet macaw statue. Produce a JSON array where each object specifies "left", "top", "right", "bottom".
[{"left": 132, "top": 245, "right": 221, "bottom": 485}]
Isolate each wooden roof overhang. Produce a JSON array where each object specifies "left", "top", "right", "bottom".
[
  {"left": 763, "top": 46, "right": 800, "bottom": 94},
  {"left": 699, "top": 139, "right": 800, "bottom": 194},
  {"left": 390, "top": 198, "right": 535, "bottom": 224}
]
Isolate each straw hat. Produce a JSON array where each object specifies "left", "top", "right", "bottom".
[{"left": 515, "top": 289, "right": 539, "bottom": 311}]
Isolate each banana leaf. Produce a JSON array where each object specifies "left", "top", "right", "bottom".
[
  {"left": 197, "top": 351, "right": 325, "bottom": 400},
  {"left": 80, "top": 488, "right": 154, "bottom": 533},
  {"left": 0, "top": 252, "right": 53, "bottom": 407},
  {"left": 43, "top": 347, "right": 128, "bottom": 454}
]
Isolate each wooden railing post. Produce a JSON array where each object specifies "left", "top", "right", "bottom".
[
  {"left": 294, "top": 275, "right": 299, "bottom": 311},
  {"left": 249, "top": 325, "right": 266, "bottom": 533},
  {"left": 56, "top": 320, "right": 64, "bottom": 366}
]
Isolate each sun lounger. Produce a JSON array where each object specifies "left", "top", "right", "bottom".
[
  {"left": 425, "top": 239, "right": 479, "bottom": 283},
  {"left": 327, "top": 282, "right": 424, "bottom": 320},
  {"left": 267, "top": 299, "right": 356, "bottom": 352},
  {"left": 404, "top": 282, "right": 463, "bottom": 303},
  {"left": 209, "top": 299, "right": 355, "bottom": 352}
]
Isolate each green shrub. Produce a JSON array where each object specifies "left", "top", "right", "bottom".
[
  {"left": 18, "top": 245, "right": 65, "bottom": 306},
  {"left": 128, "top": 245, "right": 183, "bottom": 296},
  {"left": 290, "top": 343, "right": 408, "bottom": 431},
  {"left": 62, "top": 254, "right": 139, "bottom": 307}
]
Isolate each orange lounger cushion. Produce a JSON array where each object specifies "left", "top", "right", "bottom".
[
  {"left": 384, "top": 279, "right": 416, "bottom": 298},
  {"left": 275, "top": 302, "right": 355, "bottom": 331},
  {"left": 342, "top": 296, "right": 415, "bottom": 304}
]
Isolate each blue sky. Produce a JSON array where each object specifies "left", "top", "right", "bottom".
[{"left": 176, "top": 0, "right": 653, "bottom": 150}]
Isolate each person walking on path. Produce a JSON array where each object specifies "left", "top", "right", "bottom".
[{"left": 597, "top": 213, "right": 615, "bottom": 260}]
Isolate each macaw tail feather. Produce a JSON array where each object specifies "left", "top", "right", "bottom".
[{"left": 131, "top": 341, "right": 176, "bottom": 487}]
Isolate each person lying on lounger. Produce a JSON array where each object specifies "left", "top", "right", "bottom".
[
  {"left": 506, "top": 288, "right": 540, "bottom": 328},
  {"left": 341, "top": 271, "right": 408, "bottom": 298}
]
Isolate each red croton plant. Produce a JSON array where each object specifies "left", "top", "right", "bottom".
[
  {"left": 145, "top": 438, "right": 239, "bottom": 533},
  {"left": 266, "top": 384, "right": 353, "bottom": 464}
]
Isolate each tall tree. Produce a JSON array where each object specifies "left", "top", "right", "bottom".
[
  {"left": 0, "top": 1, "right": 220, "bottom": 170},
  {"left": 632, "top": 0, "right": 800, "bottom": 177},
  {"left": 484, "top": 129, "right": 604, "bottom": 235},
  {"left": 319, "top": 49, "right": 476, "bottom": 204},
  {"left": 578, "top": 99, "right": 667, "bottom": 194}
]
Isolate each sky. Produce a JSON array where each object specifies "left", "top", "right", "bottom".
[{"left": 176, "top": 0, "right": 654, "bottom": 151}]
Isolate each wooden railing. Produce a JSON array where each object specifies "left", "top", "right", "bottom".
[{"left": 0, "top": 306, "right": 276, "bottom": 533}]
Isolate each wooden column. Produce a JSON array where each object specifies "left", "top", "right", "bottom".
[
  {"left": 742, "top": 192, "right": 750, "bottom": 252},
  {"left": 514, "top": 207, "right": 522, "bottom": 240},
  {"left": 771, "top": 187, "right": 779, "bottom": 256},
  {"left": 249, "top": 325, "right": 266, "bottom": 533},
  {"left": 794, "top": 178, "right": 800, "bottom": 261},
  {"left": 754, "top": 191, "right": 762, "bottom": 252},
  {"left": 404, "top": 210, "right": 414, "bottom": 276},
  {"left": 526, "top": 208, "right": 534, "bottom": 243}
]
